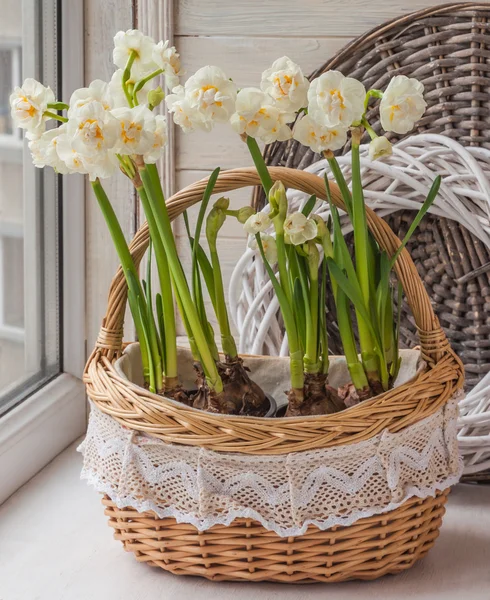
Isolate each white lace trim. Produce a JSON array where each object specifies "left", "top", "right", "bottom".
[{"left": 78, "top": 398, "right": 462, "bottom": 538}]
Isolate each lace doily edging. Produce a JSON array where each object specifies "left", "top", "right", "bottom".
[
  {"left": 78, "top": 392, "right": 464, "bottom": 539},
  {"left": 80, "top": 466, "right": 462, "bottom": 538}
]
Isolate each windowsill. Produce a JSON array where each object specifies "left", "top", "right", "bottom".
[
  {"left": 1, "top": 441, "right": 489, "bottom": 599},
  {"left": 0, "top": 373, "right": 86, "bottom": 504}
]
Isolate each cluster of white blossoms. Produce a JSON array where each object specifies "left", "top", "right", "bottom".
[
  {"left": 243, "top": 205, "right": 319, "bottom": 250},
  {"left": 10, "top": 30, "right": 181, "bottom": 180},
  {"left": 293, "top": 71, "right": 427, "bottom": 158},
  {"left": 11, "top": 30, "right": 427, "bottom": 188},
  {"left": 166, "top": 56, "right": 309, "bottom": 142},
  {"left": 165, "top": 55, "right": 426, "bottom": 160},
  {"left": 235, "top": 69, "right": 426, "bottom": 256}
]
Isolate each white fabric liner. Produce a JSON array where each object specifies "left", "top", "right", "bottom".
[
  {"left": 114, "top": 344, "right": 424, "bottom": 411},
  {"left": 79, "top": 347, "right": 462, "bottom": 537}
]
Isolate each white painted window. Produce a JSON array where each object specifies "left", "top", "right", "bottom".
[{"left": 0, "top": 0, "right": 86, "bottom": 504}]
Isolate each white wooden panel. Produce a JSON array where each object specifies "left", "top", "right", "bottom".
[
  {"left": 177, "top": 36, "right": 348, "bottom": 89},
  {"left": 85, "top": 0, "right": 134, "bottom": 351},
  {"left": 176, "top": 123, "right": 254, "bottom": 171},
  {"left": 173, "top": 170, "right": 252, "bottom": 240},
  {"left": 176, "top": 0, "right": 457, "bottom": 37}
]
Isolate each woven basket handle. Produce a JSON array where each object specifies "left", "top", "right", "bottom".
[{"left": 94, "top": 166, "right": 449, "bottom": 365}]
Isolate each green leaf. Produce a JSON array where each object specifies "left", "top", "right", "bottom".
[
  {"left": 156, "top": 293, "right": 166, "bottom": 369},
  {"left": 255, "top": 233, "right": 300, "bottom": 351},
  {"left": 182, "top": 210, "right": 192, "bottom": 240},
  {"left": 301, "top": 194, "right": 317, "bottom": 217},
  {"left": 375, "top": 251, "right": 391, "bottom": 355},
  {"left": 186, "top": 168, "right": 220, "bottom": 340},
  {"left": 325, "top": 160, "right": 352, "bottom": 217},
  {"left": 391, "top": 282, "right": 403, "bottom": 380},
  {"left": 326, "top": 258, "right": 383, "bottom": 353},
  {"left": 293, "top": 277, "right": 306, "bottom": 351},
  {"left": 390, "top": 175, "right": 441, "bottom": 269}
]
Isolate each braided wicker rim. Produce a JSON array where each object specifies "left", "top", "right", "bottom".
[
  {"left": 102, "top": 490, "right": 449, "bottom": 582},
  {"left": 84, "top": 167, "right": 464, "bottom": 455}
]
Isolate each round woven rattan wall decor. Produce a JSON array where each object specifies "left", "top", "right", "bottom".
[{"left": 252, "top": 3, "right": 490, "bottom": 391}]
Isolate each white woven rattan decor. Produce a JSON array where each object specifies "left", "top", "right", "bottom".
[{"left": 228, "top": 134, "right": 490, "bottom": 476}]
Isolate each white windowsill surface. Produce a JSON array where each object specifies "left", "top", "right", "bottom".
[{"left": 1, "top": 441, "right": 490, "bottom": 599}]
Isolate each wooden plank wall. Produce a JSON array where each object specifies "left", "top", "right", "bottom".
[
  {"left": 85, "top": 0, "right": 459, "bottom": 348},
  {"left": 84, "top": 0, "right": 135, "bottom": 350}
]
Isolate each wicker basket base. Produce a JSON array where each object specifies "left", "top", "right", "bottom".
[{"left": 102, "top": 490, "right": 448, "bottom": 583}]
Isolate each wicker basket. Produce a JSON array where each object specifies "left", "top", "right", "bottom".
[
  {"left": 84, "top": 167, "right": 463, "bottom": 583},
  {"left": 254, "top": 2, "right": 490, "bottom": 396}
]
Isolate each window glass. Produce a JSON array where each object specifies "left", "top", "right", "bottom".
[{"left": 0, "top": 0, "right": 60, "bottom": 414}]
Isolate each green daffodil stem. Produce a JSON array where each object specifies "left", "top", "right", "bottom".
[
  {"left": 245, "top": 135, "right": 273, "bottom": 196},
  {"left": 304, "top": 242, "right": 320, "bottom": 374},
  {"left": 206, "top": 201, "right": 238, "bottom": 359},
  {"left": 363, "top": 89, "right": 383, "bottom": 113},
  {"left": 136, "top": 160, "right": 223, "bottom": 393},
  {"left": 43, "top": 111, "right": 68, "bottom": 123},
  {"left": 132, "top": 68, "right": 164, "bottom": 105},
  {"left": 91, "top": 178, "right": 152, "bottom": 386},
  {"left": 361, "top": 117, "right": 378, "bottom": 141},
  {"left": 255, "top": 233, "right": 304, "bottom": 399},
  {"left": 318, "top": 230, "right": 331, "bottom": 376},
  {"left": 122, "top": 50, "right": 137, "bottom": 108},
  {"left": 351, "top": 128, "right": 380, "bottom": 385},
  {"left": 134, "top": 180, "right": 178, "bottom": 385},
  {"left": 269, "top": 181, "right": 293, "bottom": 305},
  {"left": 323, "top": 189, "right": 369, "bottom": 395}
]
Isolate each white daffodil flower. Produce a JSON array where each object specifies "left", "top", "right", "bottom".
[
  {"left": 230, "top": 87, "right": 294, "bottom": 143},
  {"left": 112, "top": 105, "right": 156, "bottom": 155},
  {"left": 143, "top": 114, "right": 168, "bottom": 163},
  {"left": 307, "top": 70, "right": 366, "bottom": 128},
  {"left": 108, "top": 69, "right": 153, "bottom": 109},
  {"left": 28, "top": 126, "right": 69, "bottom": 174},
  {"left": 113, "top": 29, "right": 156, "bottom": 78},
  {"left": 56, "top": 133, "right": 117, "bottom": 180},
  {"left": 243, "top": 211, "right": 271, "bottom": 235},
  {"left": 380, "top": 75, "right": 427, "bottom": 134},
  {"left": 248, "top": 233, "right": 278, "bottom": 264},
  {"left": 152, "top": 41, "right": 182, "bottom": 91},
  {"left": 67, "top": 101, "right": 118, "bottom": 157},
  {"left": 9, "top": 78, "right": 55, "bottom": 138},
  {"left": 368, "top": 136, "right": 393, "bottom": 161},
  {"left": 284, "top": 212, "right": 318, "bottom": 245},
  {"left": 165, "top": 85, "right": 208, "bottom": 133},
  {"left": 68, "top": 80, "right": 112, "bottom": 117},
  {"left": 293, "top": 114, "right": 348, "bottom": 153},
  {"left": 184, "top": 65, "right": 237, "bottom": 125},
  {"left": 260, "top": 56, "right": 309, "bottom": 112}
]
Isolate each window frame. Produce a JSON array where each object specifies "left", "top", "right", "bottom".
[{"left": 0, "top": 0, "right": 86, "bottom": 505}]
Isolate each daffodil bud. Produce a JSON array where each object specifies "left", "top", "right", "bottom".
[
  {"left": 305, "top": 240, "right": 320, "bottom": 274},
  {"left": 311, "top": 214, "right": 328, "bottom": 238},
  {"left": 368, "top": 136, "right": 392, "bottom": 161},
  {"left": 269, "top": 180, "right": 288, "bottom": 221},
  {"left": 147, "top": 86, "right": 165, "bottom": 109},
  {"left": 236, "top": 205, "right": 255, "bottom": 224},
  {"left": 206, "top": 197, "right": 230, "bottom": 249}
]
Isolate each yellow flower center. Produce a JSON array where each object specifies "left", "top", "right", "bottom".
[
  {"left": 19, "top": 96, "right": 37, "bottom": 118},
  {"left": 121, "top": 121, "right": 142, "bottom": 144},
  {"left": 329, "top": 89, "right": 345, "bottom": 109},
  {"left": 273, "top": 74, "right": 293, "bottom": 96},
  {"left": 198, "top": 85, "right": 220, "bottom": 108},
  {"left": 389, "top": 104, "right": 400, "bottom": 122}
]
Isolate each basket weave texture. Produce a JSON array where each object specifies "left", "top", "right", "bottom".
[
  {"left": 254, "top": 2, "right": 490, "bottom": 396},
  {"left": 84, "top": 167, "right": 463, "bottom": 582}
]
